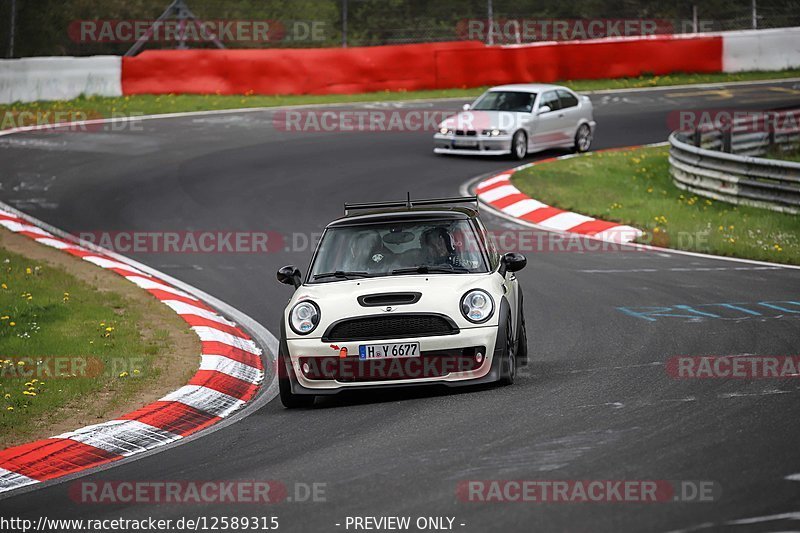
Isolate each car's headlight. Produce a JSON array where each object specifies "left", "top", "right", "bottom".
[
  {"left": 289, "top": 301, "right": 320, "bottom": 335},
  {"left": 460, "top": 289, "right": 494, "bottom": 323},
  {"left": 439, "top": 127, "right": 453, "bottom": 135},
  {"left": 481, "top": 129, "right": 507, "bottom": 137}
]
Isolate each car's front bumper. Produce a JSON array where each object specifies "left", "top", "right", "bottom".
[
  {"left": 283, "top": 326, "right": 501, "bottom": 394},
  {"left": 433, "top": 133, "right": 512, "bottom": 156}
]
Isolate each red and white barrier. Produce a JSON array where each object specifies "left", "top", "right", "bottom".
[
  {"left": 2, "top": 28, "right": 798, "bottom": 103},
  {"left": 0, "top": 56, "right": 122, "bottom": 104},
  {"left": 0, "top": 208, "right": 264, "bottom": 493}
]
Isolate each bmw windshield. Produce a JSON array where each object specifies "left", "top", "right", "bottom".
[
  {"left": 472, "top": 91, "right": 537, "bottom": 112},
  {"left": 308, "top": 220, "right": 490, "bottom": 283}
]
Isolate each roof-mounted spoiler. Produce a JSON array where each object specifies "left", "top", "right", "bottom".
[{"left": 344, "top": 193, "right": 479, "bottom": 215}]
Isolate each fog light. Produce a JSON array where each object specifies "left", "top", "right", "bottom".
[
  {"left": 301, "top": 362, "right": 310, "bottom": 375},
  {"left": 475, "top": 352, "right": 484, "bottom": 364}
]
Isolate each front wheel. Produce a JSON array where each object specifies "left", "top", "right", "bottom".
[
  {"left": 511, "top": 130, "right": 528, "bottom": 160},
  {"left": 499, "top": 315, "right": 517, "bottom": 386},
  {"left": 573, "top": 124, "right": 592, "bottom": 153},
  {"left": 279, "top": 355, "right": 315, "bottom": 408}
]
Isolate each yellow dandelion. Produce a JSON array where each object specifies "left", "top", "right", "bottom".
[
  {"left": 6, "top": 407, "right": 12, "bottom": 411},
  {"left": 119, "top": 371, "right": 129, "bottom": 378},
  {"left": 9, "top": 322, "right": 15, "bottom": 327},
  {"left": 25, "top": 267, "right": 31, "bottom": 275},
  {"left": 3, "top": 393, "right": 10, "bottom": 399}
]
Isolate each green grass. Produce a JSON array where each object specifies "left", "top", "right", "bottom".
[
  {"left": 1, "top": 69, "right": 799, "bottom": 127},
  {"left": 0, "top": 247, "right": 171, "bottom": 447},
  {"left": 766, "top": 145, "right": 800, "bottom": 163},
  {"left": 511, "top": 145, "right": 800, "bottom": 265}
]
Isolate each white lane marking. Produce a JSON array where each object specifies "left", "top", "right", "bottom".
[
  {"left": 786, "top": 473, "right": 800, "bottom": 481},
  {"left": 0, "top": 220, "right": 52, "bottom": 236},
  {"left": 537, "top": 211, "right": 595, "bottom": 231},
  {"left": 163, "top": 300, "right": 236, "bottom": 326},
  {"left": 55, "top": 420, "right": 181, "bottom": 456},
  {"left": 125, "top": 275, "right": 195, "bottom": 299},
  {"left": 200, "top": 355, "right": 263, "bottom": 384},
  {"left": 0, "top": 468, "right": 38, "bottom": 491},
  {"left": 161, "top": 385, "right": 245, "bottom": 418},
  {"left": 192, "top": 326, "right": 260, "bottom": 354},
  {"left": 477, "top": 174, "right": 511, "bottom": 189},
  {"left": 82, "top": 255, "right": 147, "bottom": 275},
  {"left": 578, "top": 266, "right": 783, "bottom": 273},
  {"left": 34, "top": 237, "right": 86, "bottom": 251},
  {"left": 592, "top": 225, "right": 643, "bottom": 243},
  {"left": 503, "top": 198, "right": 548, "bottom": 216},
  {"left": 479, "top": 184, "right": 520, "bottom": 202}
]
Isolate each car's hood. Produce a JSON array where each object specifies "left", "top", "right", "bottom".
[
  {"left": 285, "top": 273, "right": 505, "bottom": 339},
  {"left": 438, "top": 110, "right": 533, "bottom": 131}
]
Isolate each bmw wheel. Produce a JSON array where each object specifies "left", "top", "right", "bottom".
[
  {"left": 573, "top": 124, "right": 593, "bottom": 153},
  {"left": 511, "top": 130, "right": 528, "bottom": 160}
]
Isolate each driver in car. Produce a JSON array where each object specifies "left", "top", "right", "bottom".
[{"left": 421, "top": 227, "right": 460, "bottom": 267}]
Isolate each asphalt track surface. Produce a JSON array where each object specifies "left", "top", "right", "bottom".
[{"left": 1, "top": 79, "right": 800, "bottom": 532}]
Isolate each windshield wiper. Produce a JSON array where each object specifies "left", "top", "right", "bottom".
[
  {"left": 391, "top": 265, "right": 470, "bottom": 275},
  {"left": 312, "top": 270, "right": 373, "bottom": 280}
]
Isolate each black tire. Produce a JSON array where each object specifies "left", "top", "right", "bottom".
[
  {"left": 279, "top": 355, "right": 315, "bottom": 408},
  {"left": 517, "top": 309, "right": 528, "bottom": 367},
  {"left": 499, "top": 312, "right": 517, "bottom": 386},
  {"left": 511, "top": 130, "right": 528, "bottom": 160},
  {"left": 572, "top": 124, "right": 592, "bottom": 153}
]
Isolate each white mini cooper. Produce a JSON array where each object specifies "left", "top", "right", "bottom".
[{"left": 276, "top": 197, "right": 528, "bottom": 408}]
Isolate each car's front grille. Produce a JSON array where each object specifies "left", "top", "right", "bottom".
[
  {"left": 322, "top": 314, "right": 458, "bottom": 342},
  {"left": 455, "top": 130, "right": 477, "bottom": 136},
  {"left": 299, "top": 346, "right": 486, "bottom": 382}
]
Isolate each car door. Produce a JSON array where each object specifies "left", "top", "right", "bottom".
[
  {"left": 557, "top": 89, "right": 582, "bottom": 141},
  {"left": 532, "top": 91, "right": 565, "bottom": 148}
]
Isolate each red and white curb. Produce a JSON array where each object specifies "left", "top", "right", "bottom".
[
  {"left": 0, "top": 208, "right": 266, "bottom": 493},
  {"left": 474, "top": 153, "right": 643, "bottom": 244}
]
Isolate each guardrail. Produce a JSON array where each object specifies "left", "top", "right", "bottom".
[{"left": 668, "top": 110, "right": 800, "bottom": 214}]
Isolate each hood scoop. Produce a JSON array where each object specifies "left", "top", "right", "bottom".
[{"left": 358, "top": 292, "right": 422, "bottom": 307}]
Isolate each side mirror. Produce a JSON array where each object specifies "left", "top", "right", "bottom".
[
  {"left": 277, "top": 265, "right": 302, "bottom": 288},
  {"left": 501, "top": 252, "right": 527, "bottom": 275},
  {"left": 462, "top": 103, "right": 471, "bottom": 111},
  {"left": 537, "top": 105, "right": 551, "bottom": 115}
]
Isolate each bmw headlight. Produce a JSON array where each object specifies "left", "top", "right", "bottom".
[
  {"left": 481, "top": 129, "right": 507, "bottom": 137},
  {"left": 460, "top": 290, "right": 494, "bottom": 323},
  {"left": 289, "top": 301, "right": 320, "bottom": 335},
  {"left": 439, "top": 127, "right": 453, "bottom": 135}
]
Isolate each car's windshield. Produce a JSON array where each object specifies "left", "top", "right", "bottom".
[
  {"left": 472, "top": 91, "right": 536, "bottom": 112},
  {"left": 308, "top": 219, "right": 489, "bottom": 282}
]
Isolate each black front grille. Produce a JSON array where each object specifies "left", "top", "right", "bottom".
[
  {"left": 323, "top": 314, "right": 458, "bottom": 341},
  {"left": 455, "top": 130, "right": 477, "bottom": 136}
]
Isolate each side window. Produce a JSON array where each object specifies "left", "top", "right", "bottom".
[
  {"left": 539, "top": 91, "right": 561, "bottom": 112},
  {"left": 474, "top": 219, "right": 499, "bottom": 270},
  {"left": 557, "top": 89, "right": 579, "bottom": 109}
]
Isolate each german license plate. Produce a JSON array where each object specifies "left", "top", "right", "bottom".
[
  {"left": 453, "top": 139, "right": 478, "bottom": 148},
  {"left": 358, "top": 342, "right": 420, "bottom": 360}
]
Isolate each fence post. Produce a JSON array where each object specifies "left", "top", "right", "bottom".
[{"left": 722, "top": 129, "right": 732, "bottom": 153}]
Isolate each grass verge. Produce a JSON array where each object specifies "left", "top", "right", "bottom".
[
  {"left": 511, "top": 145, "right": 800, "bottom": 265},
  {"left": 1, "top": 70, "right": 800, "bottom": 128},
  {"left": 0, "top": 229, "right": 199, "bottom": 448}
]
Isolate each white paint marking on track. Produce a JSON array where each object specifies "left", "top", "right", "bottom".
[
  {"left": 200, "top": 355, "right": 263, "bottom": 384},
  {"left": 163, "top": 300, "right": 236, "bottom": 326},
  {"left": 55, "top": 420, "right": 181, "bottom": 457}
]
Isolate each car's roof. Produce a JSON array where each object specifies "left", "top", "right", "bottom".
[
  {"left": 328, "top": 206, "right": 478, "bottom": 228},
  {"left": 488, "top": 83, "right": 568, "bottom": 93}
]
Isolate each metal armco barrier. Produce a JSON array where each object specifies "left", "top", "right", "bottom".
[{"left": 669, "top": 111, "right": 800, "bottom": 215}]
